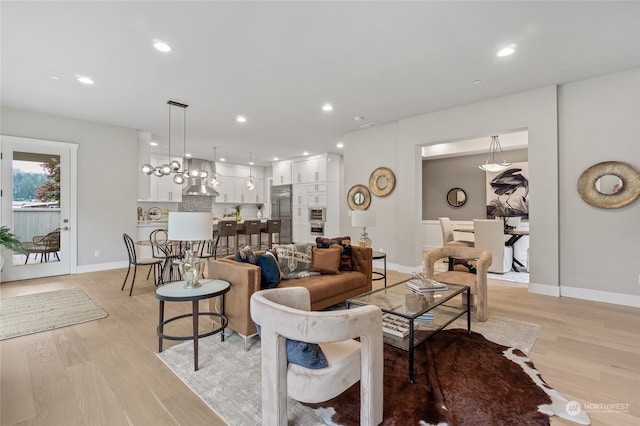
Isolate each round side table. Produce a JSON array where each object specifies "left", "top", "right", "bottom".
[
  {"left": 155, "top": 279, "right": 230, "bottom": 371},
  {"left": 372, "top": 251, "right": 387, "bottom": 288}
]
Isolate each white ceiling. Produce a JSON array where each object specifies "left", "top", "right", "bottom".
[{"left": 2, "top": 1, "right": 639, "bottom": 166}]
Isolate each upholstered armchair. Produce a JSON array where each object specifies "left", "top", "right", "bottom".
[
  {"left": 250, "top": 287, "right": 383, "bottom": 426},
  {"left": 423, "top": 246, "right": 492, "bottom": 322}
]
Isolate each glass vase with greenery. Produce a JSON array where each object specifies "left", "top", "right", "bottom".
[{"left": 234, "top": 204, "right": 242, "bottom": 221}]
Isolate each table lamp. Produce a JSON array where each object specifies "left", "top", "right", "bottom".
[
  {"left": 351, "top": 210, "right": 376, "bottom": 248},
  {"left": 168, "top": 212, "right": 213, "bottom": 288}
]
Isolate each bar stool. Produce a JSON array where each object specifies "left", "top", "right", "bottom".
[
  {"left": 215, "top": 220, "right": 238, "bottom": 258},
  {"left": 237, "top": 220, "right": 261, "bottom": 250},
  {"left": 260, "top": 218, "right": 282, "bottom": 249}
]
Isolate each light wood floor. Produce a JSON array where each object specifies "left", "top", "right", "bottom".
[{"left": 1, "top": 267, "right": 638, "bottom": 426}]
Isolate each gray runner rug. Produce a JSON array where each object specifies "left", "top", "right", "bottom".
[
  {"left": 0, "top": 288, "right": 108, "bottom": 340},
  {"left": 156, "top": 315, "right": 542, "bottom": 425}
]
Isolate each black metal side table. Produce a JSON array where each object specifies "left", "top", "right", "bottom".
[
  {"left": 372, "top": 250, "right": 387, "bottom": 288},
  {"left": 155, "top": 279, "right": 230, "bottom": 371}
]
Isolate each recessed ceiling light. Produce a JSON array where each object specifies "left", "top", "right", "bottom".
[
  {"left": 473, "top": 80, "right": 482, "bottom": 85},
  {"left": 236, "top": 115, "right": 247, "bottom": 123},
  {"left": 497, "top": 45, "right": 515, "bottom": 57},
  {"left": 273, "top": 157, "right": 279, "bottom": 161},
  {"left": 185, "top": 153, "right": 192, "bottom": 158},
  {"left": 322, "top": 103, "right": 333, "bottom": 112},
  {"left": 359, "top": 122, "right": 377, "bottom": 129},
  {"left": 153, "top": 40, "right": 171, "bottom": 52},
  {"left": 336, "top": 142, "right": 344, "bottom": 148},
  {"left": 354, "top": 116, "right": 365, "bottom": 121},
  {"left": 220, "top": 158, "right": 226, "bottom": 162},
  {"left": 303, "top": 151, "right": 310, "bottom": 156},
  {"left": 149, "top": 142, "right": 158, "bottom": 146},
  {"left": 76, "top": 75, "right": 94, "bottom": 85},
  {"left": 50, "top": 75, "right": 60, "bottom": 80}
]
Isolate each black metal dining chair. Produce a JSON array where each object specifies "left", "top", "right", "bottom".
[{"left": 122, "top": 233, "right": 162, "bottom": 296}]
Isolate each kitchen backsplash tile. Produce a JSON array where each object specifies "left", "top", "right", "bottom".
[{"left": 178, "top": 195, "right": 212, "bottom": 212}]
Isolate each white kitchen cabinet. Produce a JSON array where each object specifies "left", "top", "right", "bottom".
[
  {"left": 234, "top": 177, "right": 264, "bottom": 203},
  {"left": 292, "top": 184, "right": 308, "bottom": 206},
  {"left": 215, "top": 175, "right": 235, "bottom": 203},
  {"left": 272, "top": 160, "right": 292, "bottom": 185}
]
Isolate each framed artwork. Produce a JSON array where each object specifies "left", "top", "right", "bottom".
[{"left": 485, "top": 162, "right": 529, "bottom": 219}]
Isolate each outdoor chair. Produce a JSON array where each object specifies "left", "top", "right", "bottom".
[{"left": 23, "top": 228, "right": 61, "bottom": 264}]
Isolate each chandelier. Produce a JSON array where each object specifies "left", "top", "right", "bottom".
[
  {"left": 245, "top": 152, "right": 255, "bottom": 191},
  {"left": 478, "top": 135, "right": 511, "bottom": 172},
  {"left": 140, "top": 100, "right": 188, "bottom": 184}
]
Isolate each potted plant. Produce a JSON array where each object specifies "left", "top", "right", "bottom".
[
  {"left": 256, "top": 203, "right": 263, "bottom": 218},
  {"left": 233, "top": 204, "right": 242, "bottom": 221},
  {"left": 0, "top": 226, "right": 26, "bottom": 271}
]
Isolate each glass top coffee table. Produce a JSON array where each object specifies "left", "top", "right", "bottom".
[{"left": 347, "top": 278, "right": 470, "bottom": 383}]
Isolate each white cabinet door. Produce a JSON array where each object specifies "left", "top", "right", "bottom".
[
  {"left": 292, "top": 184, "right": 308, "bottom": 206},
  {"left": 273, "top": 160, "right": 292, "bottom": 185},
  {"left": 216, "top": 175, "right": 235, "bottom": 203},
  {"left": 292, "top": 206, "right": 308, "bottom": 225},
  {"left": 307, "top": 192, "right": 327, "bottom": 206},
  {"left": 292, "top": 223, "right": 310, "bottom": 243}
]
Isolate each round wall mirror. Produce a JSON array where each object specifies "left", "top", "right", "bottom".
[
  {"left": 347, "top": 184, "right": 371, "bottom": 210},
  {"left": 577, "top": 161, "right": 640, "bottom": 208},
  {"left": 595, "top": 174, "right": 623, "bottom": 195},
  {"left": 369, "top": 167, "right": 396, "bottom": 197},
  {"left": 447, "top": 188, "right": 467, "bottom": 207}
]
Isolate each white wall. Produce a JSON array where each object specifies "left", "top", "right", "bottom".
[
  {"left": 558, "top": 68, "right": 640, "bottom": 303},
  {"left": 344, "top": 86, "right": 559, "bottom": 292},
  {"left": 1, "top": 107, "right": 137, "bottom": 269},
  {"left": 343, "top": 68, "right": 640, "bottom": 306}
]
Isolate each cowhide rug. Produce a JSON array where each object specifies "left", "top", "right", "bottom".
[{"left": 306, "top": 329, "right": 590, "bottom": 426}]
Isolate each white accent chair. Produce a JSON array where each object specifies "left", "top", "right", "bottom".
[
  {"left": 473, "top": 219, "right": 513, "bottom": 274},
  {"left": 250, "top": 287, "right": 383, "bottom": 426},
  {"left": 439, "top": 217, "right": 474, "bottom": 247}
]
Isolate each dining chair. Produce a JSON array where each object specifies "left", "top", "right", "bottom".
[
  {"left": 439, "top": 217, "right": 474, "bottom": 247},
  {"left": 250, "top": 287, "right": 383, "bottom": 426},
  {"left": 473, "top": 219, "right": 513, "bottom": 274},
  {"left": 260, "top": 218, "right": 281, "bottom": 249},
  {"left": 121, "top": 233, "right": 162, "bottom": 296}
]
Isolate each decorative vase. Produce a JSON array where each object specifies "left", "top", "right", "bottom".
[
  {"left": 256, "top": 209, "right": 262, "bottom": 218},
  {"left": 236, "top": 214, "right": 242, "bottom": 221}
]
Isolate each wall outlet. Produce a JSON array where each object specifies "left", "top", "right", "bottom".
[{"left": 94, "top": 250, "right": 100, "bottom": 257}]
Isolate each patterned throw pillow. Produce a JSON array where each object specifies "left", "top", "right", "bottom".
[
  {"left": 274, "top": 244, "right": 318, "bottom": 279},
  {"left": 316, "top": 236, "right": 353, "bottom": 271},
  {"left": 234, "top": 245, "right": 257, "bottom": 264}
]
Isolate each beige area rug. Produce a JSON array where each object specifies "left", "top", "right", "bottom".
[
  {"left": 0, "top": 288, "right": 108, "bottom": 340},
  {"left": 157, "top": 315, "right": 542, "bottom": 425}
]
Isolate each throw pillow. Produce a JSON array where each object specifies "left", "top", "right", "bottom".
[
  {"left": 316, "top": 236, "right": 353, "bottom": 271},
  {"left": 234, "top": 245, "right": 257, "bottom": 264},
  {"left": 256, "top": 324, "right": 328, "bottom": 369},
  {"left": 257, "top": 251, "right": 282, "bottom": 288},
  {"left": 310, "top": 247, "right": 341, "bottom": 274},
  {"left": 274, "top": 244, "right": 315, "bottom": 279}
]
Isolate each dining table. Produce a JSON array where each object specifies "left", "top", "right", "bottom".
[{"left": 453, "top": 227, "right": 529, "bottom": 271}]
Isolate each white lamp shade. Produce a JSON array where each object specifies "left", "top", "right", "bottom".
[
  {"left": 168, "top": 212, "right": 213, "bottom": 241},
  {"left": 351, "top": 210, "right": 376, "bottom": 227}
]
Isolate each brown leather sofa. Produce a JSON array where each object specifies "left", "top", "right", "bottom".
[{"left": 206, "top": 246, "right": 372, "bottom": 345}]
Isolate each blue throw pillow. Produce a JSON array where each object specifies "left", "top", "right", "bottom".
[
  {"left": 257, "top": 251, "right": 282, "bottom": 289},
  {"left": 234, "top": 245, "right": 257, "bottom": 264},
  {"left": 255, "top": 324, "right": 328, "bottom": 369}
]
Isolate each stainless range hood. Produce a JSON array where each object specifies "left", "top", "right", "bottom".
[{"left": 182, "top": 158, "right": 220, "bottom": 197}]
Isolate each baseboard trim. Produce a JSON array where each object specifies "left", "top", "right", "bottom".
[
  {"left": 560, "top": 285, "right": 640, "bottom": 308},
  {"left": 528, "top": 282, "right": 560, "bottom": 297},
  {"left": 76, "top": 260, "right": 127, "bottom": 274}
]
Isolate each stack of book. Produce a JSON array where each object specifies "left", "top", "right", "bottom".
[
  {"left": 416, "top": 312, "right": 434, "bottom": 322},
  {"left": 406, "top": 279, "right": 448, "bottom": 293}
]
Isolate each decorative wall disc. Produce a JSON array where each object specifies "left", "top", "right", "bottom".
[
  {"left": 347, "top": 184, "right": 371, "bottom": 210},
  {"left": 577, "top": 161, "right": 640, "bottom": 208},
  {"left": 369, "top": 167, "right": 396, "bottom": 197}
]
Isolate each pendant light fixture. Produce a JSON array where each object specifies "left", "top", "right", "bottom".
[
  {"left": 245, "top": 152, "right": 255, "bottom": 191},
  {"left": 478, "top": 135, "right": 511, "bottom": 172},
  {"left": 141, "top": 100, "right": 188, "bottom": 184},
  {"left": 210, "top": 147, "right": 222, "bottom": 189}
]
